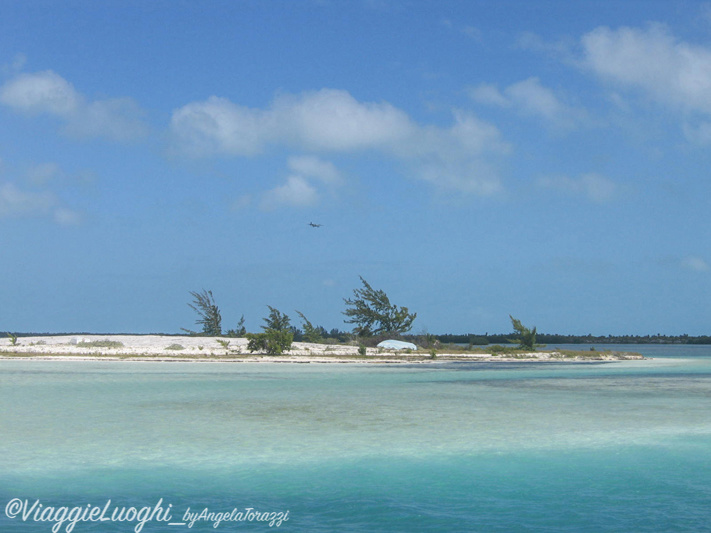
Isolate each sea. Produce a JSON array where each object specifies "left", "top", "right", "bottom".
[{"left": 1, "top": 344, "right": 710, "bottom": 532}]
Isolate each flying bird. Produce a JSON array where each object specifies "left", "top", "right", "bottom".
[{"left": 308, "top": 222, "right": 323, "bottom": 228}]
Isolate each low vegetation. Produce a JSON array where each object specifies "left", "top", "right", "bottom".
[
  {"left": 165, "top": 343, "right": 185, "bottom": 351},
  {"left": 76, "top": 339, "right": 124, "bottom": 348},
  {"left": 246, "top": 306, "right": 294, "bottom": 355}
]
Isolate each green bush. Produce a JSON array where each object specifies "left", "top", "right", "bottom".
[
  {"left": 165, "top": 344, "right": 185, "bottom": 351},
  {"left": 246, "top": 330, "right": 293, "bottom": 355},
  {"left": 487, "top": 344, "right": 521, "bottom": 355}
]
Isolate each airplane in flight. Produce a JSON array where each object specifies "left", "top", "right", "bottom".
[{"left": 308, "top": 222, "right": 323, "bottom": 228}]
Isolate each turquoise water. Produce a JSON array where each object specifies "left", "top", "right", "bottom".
[{"left": 1, "top": 346, "right": 710, "bottom": 532}]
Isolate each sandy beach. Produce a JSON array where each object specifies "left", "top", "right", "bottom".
[{"left": 0, "top": 334, "right": 643, "bottom": 363}]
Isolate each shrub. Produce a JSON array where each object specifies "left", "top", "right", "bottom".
[
  {"left": 246, "top": 306, "right": 294, "bottom": 355},
  {"left": 165, "top": 344, "right": 185, "bottom": 351},
  {"left": 487, "top": 344, "right": 521, "bottom": 355},
  {"left": 77, "top": 340, "right": 124, "bottom": 348},
  {"left": 246, "top": 331, "right": 293, "bottom": 355}
]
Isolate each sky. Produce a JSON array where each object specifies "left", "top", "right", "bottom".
[{"left": 1, "top": 0, "right": 710, "bottom": 336}]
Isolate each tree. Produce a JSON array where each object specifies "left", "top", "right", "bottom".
[
  {"left": 226, "top": 315, "right": 246, "bottom": 338},
  {"left": 263, "top": 306, "right": 291, "bottom": 332},
  {"left": 183, "top": 289, "right": 222, "bottom": 336},
  {"left": 510, "top": 315, "right": 537, "bottom": 350},
  {"left": 343, "top": 276, "right": 416, "bottom": 336},
  {"left": 296, "top": 310, "right": 323, "bottom": 343},
  {"left": 246, "top": 306, "right": 293, "bottom": 355}
]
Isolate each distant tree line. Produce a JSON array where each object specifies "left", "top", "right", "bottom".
[
  {"left": 6, "top": 279, "right": 710, "bottom": 347},
  {"left": 430, "top": 333, "right": 711, "bottom": 345}
]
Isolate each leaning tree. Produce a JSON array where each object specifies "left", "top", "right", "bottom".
[
  {"left": 343, "top": 276, "right": 416, "bottom": 336},
  {"left": 183, "top": 289, "right": 222, "bottom": 336}
]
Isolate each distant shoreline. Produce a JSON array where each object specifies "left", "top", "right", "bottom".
[{"left": 0, "top": 335, "right": 644, "bottom": 363}]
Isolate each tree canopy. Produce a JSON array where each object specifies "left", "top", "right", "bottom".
[
  {"left": 184, "top": 289, "right": 222, "bottom": 336},
  {"left": 510, "top": 315, "right": 537, "bottom": 350},
  {"left": 343, "top": 276, "right": 416, "bottom": 336}
]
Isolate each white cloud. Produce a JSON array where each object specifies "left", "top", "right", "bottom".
[
  {"left": 0, "top": 70, "right": 147, "bottom": 141},
  {"left": 170, "top": 89, "right": 413, "bottom": 156},
  {"left": 261, "top": 175, "right": 319, "bottom": 211},
  {"left": 0, "top": 182, "right": 56, "bottom": 218},
  {"left": 64, "top": 97, "right": 147, "bottom": 142},
  {"left": 0, "top": 70, "right": 80, "bottom": 115},
  {"left": 169, "top": 96, "right": 272, "bottom": 156},
  {"left": 0, "top": 179, "right": 82, "bottom": 225},
  {"left": 681, "top": 256, "right": 710, "bottom": 272},
  {"left": 581, "top": 24, "right": 711, "bottom": 115},
  {"left": 276, "top": 89, "right": 414, "bottom": 151},
  {"left": 470, "top": 77, "right": 584, "bottom": 128},
  {"left": 468, "top": 83, "right": 510, "bottom": 107},
  {"left": 537, "top": 173, "right": 618, "bottom": 203},
  {"left": 171, "top": 89, "right": 508, "bottom": 195},
  {"left": 287, "top": 155, "right": 344, "bottom": 184},
  {"left": 259, "top": 155, "right": 345, "bottom": 211}
]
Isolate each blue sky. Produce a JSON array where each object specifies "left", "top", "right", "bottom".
[{"left": 1, "top": 0, "right": 710, "bottom": 336}]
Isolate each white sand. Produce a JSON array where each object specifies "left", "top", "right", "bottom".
[{"left": 0, "top": 334, "right": 641, "bottom": 363}]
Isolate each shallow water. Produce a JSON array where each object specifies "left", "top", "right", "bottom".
[{"left": 1, "top": 347, "right": 710, "bottom": 531}]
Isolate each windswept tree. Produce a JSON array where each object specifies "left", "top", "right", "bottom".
[
  {"left": 183, "top": 289, "right": 222, "bottom": 336},
  {"left": 296, "top": 310, "right": 323, "bottom": 343},
  {"left": 510, "top": 315, "right": 537, "bottom": 350},
  {"left": 263, "top": 306, "right": 291, "bottom": 332},
  {"left": 343, "top": 276, "right": 417, "bottom": 336},
  {"left": 226, "top": 315, "right": 246, "bottom": 338}
]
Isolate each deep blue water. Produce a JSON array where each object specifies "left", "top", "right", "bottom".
[{"left": 1, "top": 346, "right": 710, "bottom": 532}]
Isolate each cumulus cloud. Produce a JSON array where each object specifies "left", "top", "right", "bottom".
[
  {"left": 0, "top": 181, "right": 80, "bottom": 224},
  {"left": 287, "top": 155, "right": 344, "bottom": 184},
  {"left": 259, "top": 155, "right": 345, "bottom": 211},
  {"left": 170, "top": 89, "right": 413, "bottom": 156},
  {"left": 0, "top": 70, "right": 147, "bottom": 141},
  {"left": 469, "top": 77, "right": 585, "bottom": 128},
  {"left": 170, "top": 89, "right": 508, "bottom": 195},
  {"left": 581, "top": 24, "right": 711, "bottom": 115},
  {"left": 261, "top": 175, "right": 319, "bottom": 211},
  {"left": 537, "top": 173, "right": 618, "bottom": 203}
]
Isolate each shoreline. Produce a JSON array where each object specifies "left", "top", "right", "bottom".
[{"left": 0, "top": 334, "right": 644, "bottom": 364}]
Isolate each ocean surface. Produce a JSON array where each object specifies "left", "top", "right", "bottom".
[{"left": 1, "top": 345, "right": 710, "bottom": 532}]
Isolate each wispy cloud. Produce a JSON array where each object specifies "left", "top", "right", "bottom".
[
  {"left": 537, "top": 173, "right": 618, "bottom": 203},
  {"left": 469, "top": 77, "right": 587, "bottom": 128},
  {"left": 170, "top": 89, "right": 509, "bottom": 196},
  {"left": 580, "top": 23, "right": 711, "bottom": 142},
  {"left": 0, "top": 70, "right": 148, "bottom": 142},
  {"left": 441, "top": 19, "right": 483, "bottom": 42},
  {"left": 681, "top": 256, "right": 710, "bottom": 272},
  {"left": 0, "top": 181, "right": 81, "bottom": 225}
]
